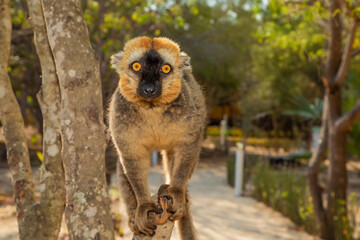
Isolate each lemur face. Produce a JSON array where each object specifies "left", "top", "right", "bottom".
[{"left": 111, "top": 37, "right": 190, "bottom": 105}]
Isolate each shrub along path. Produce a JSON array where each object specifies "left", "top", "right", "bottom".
[{"left": 119, "top": 164, "right": 316, "bottom": 240}]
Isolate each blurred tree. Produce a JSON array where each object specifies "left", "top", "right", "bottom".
[
  {"left": 251, "top": 0, "right": 326, "bottom": 134},
  {"left": 165, "top": 1, "right": 256, "bottom": 109},
  {"left": 9, "top": 0, "right": 43, "bottom": 132},
  {"left": 251, "top": 1, "right": 360, "bottom": 239},
  {"left": 303, "top": 1, "right": 360, "bottom": 239}
]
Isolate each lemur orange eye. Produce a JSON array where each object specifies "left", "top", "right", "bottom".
[
  {"left": 161, "top": 64, "right": 171, "bottom": 74},
  {"left": 132, "top": 62, "right": 141, "bottom": 71}
]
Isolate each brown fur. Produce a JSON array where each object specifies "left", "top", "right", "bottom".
[{"left": 109, "top": 37, "right": 206, "bottom": 239}]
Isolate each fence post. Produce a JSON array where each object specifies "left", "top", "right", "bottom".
[
  {"left": 220, "top": 114, "right": 228, "bottom": 150},
  {"left": 234, "top": 142, "right": 244, "bottom": 196}
]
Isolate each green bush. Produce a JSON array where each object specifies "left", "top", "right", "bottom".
[
  {"left": 227, "top": 157, "right": 235, "bottom": 187},
  {"left": 206, "top": 126, "right": 243, "bottom": 137},
  {"left": 252, "top": 164, "right": 318, "bottom": 235},
  {"left": 252, "top": 165, "right": 359, "bottom": 238}
]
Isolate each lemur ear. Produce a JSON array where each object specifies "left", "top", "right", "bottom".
[
  {"left": 180, "top": 51, "right": 191, "bottom": 70},
  {"left": 111, "top": 51, "right": 124, "bottom": 73}
]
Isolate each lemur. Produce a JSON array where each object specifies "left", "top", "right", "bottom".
[{"left": 108, "top": 36, "right": 206, "bottom": 239}]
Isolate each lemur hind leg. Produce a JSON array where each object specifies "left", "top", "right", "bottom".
[
  {"left": 161, "top": 150, "right": 198, "bottom": 240},
  {"left": 177, "top": 189, "right": 197, "bottom": 240}
]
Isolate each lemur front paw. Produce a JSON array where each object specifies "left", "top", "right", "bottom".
[
  {"left": 158, "top": 184, "right": 186, "bottom": 221},
  {"left": 133, "top": 202, "right": 163, "bottom": 237}
]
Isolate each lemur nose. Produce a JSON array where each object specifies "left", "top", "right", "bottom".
[{"left": 143, "top": 85, "right": 156, "bottom": 96}]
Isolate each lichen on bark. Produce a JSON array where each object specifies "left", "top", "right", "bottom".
[{"left": 41, "top": 0, "right": 114, "bottom": 238}]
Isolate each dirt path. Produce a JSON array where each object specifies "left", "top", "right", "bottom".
[{"left": 118, "top": 165, "right": 316, "bottom": 240}]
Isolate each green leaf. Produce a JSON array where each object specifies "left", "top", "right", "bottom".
[
  {"left": 36, "top": 152, "right": 43, "bottom": 162},
  {"left": 332, "top": 8, "right": 340, "bottom": 17}
]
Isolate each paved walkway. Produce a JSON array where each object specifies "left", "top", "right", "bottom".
[{"left": 141, "top": 165, "right": 315, "bottom": 240}]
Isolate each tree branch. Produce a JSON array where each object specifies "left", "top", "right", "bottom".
[
  {"left": 334, "top": 17, "right": 359, "bottom": 88},
  {"left": 307, "top": 95, "right": 329, "bottom": 239},
  {"left": 335, "top": 100, "right": 360, "bottom": 132},
  {"left": 325, "top": 0, "right": 343, "bottom": 87}
]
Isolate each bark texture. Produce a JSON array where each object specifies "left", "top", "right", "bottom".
[
  {"left": 41, "top": 0, "right": 114, "bottom": 238},
  {"left": 0, "top": 0, "right": 38, "bottom": 238},
  {"left": 308, "top": 1, "right": 360, "bottom": 239},
  {"left": 27, "top": 0, "right": 65, "bottom": 239}
]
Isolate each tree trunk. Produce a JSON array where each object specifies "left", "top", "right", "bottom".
[
  {"left": 0, "top": 0, "right": 38, "bottom": 238},
  {"left": 326, "top": 89, "right": 348, "bottom": 239},
  {"left": 308, "top": 1, "right": 360, "bottom": 239},
  {"left": 27, "top": 0, "right": 65, "bottom": 239},
  {"left": 41, "top": 0, "right": 114, "bottom": 238},
  {"left": 313, "top": 1, "right": 360, "bottom": 239}
]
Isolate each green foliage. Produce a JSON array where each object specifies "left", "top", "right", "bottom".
[
  {"left": 206, "top": 126, "right": 296, "bottom": 149},
  {"left": 251, "top": 0, "right": 325, "bottom": 114},
  {"left": 227, "top": 157, "right": 235, "bottom": 187},
  {"left": 161, "top": 0, "right": 257, "bottom": 107},
  {"left": 7, "top": 0, "right": 360, "bottom": 158},
  {"left": 36, "top": 151, "right": 43, "bottom": 162},
  {"left": 252, "top": 164, "right": 318, "bottom": 235},
  {"left": 252, "top": 164, "right": 359, "bottom": 237},
  {"left": 206, "top": 126, "right": 243, "bottom": 137},
  {"left": 245, "top": 137, "right": 295, "bottom": 150},
  {"left": 331, "top": 191, "right": 358, "bottom": 240},
  {"left": 343, "top": 61, "right": 360, "bottom": 157},
  {"left": 283, "top": 95, "right": 323, "bottom": 122}
]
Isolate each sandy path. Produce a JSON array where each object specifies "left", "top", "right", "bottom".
[
  {"left": 0, "top": 165, "right": 316, "bottom": 240},
  {"left": 119, "top": 165, "right": 316, "bottom": 240}
]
